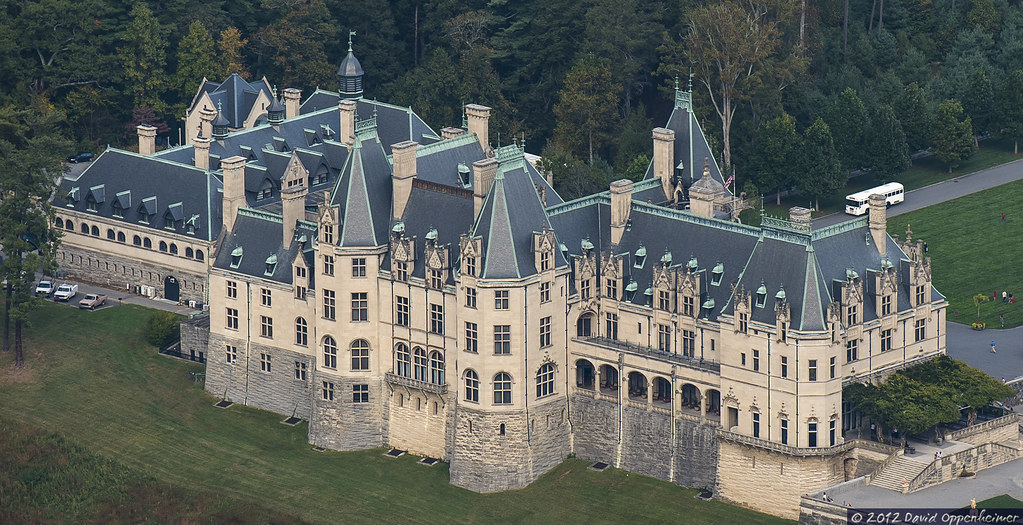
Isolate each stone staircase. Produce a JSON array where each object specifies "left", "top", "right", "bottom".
[{"left": 868, "top": 456, "right": 928, "bottom": 491}]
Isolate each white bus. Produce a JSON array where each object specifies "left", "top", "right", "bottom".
[{"left": 845, "top": 182, "right": 905, "bottom": 215}]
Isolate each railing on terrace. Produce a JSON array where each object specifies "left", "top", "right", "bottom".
[
  {"left": 384, "top": 373, "right": 448, "bottom": 395},
  {"left": 867, "top": 448, "right": 905, "bottom": 485},
  {"left": 906, "top": 442, "right": 1021, "bottom": 493},
  {"left": 947, "top": 413, "right": 1022, "bottom": 441},
  {"left": 575, "top": 336, "right": 721, "bottom": 373},
  {"left": 717, "top": 429, "right": 900, "bottom": 458}
]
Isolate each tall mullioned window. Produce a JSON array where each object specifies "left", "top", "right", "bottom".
[
  {"left": 323, "top": 254, "right": 334, "bottom": 275},
  {"left": 495, "top": 290, "right": 509, "bottom": 310},
  {"left": 322, "top": 381, "right": 334, "bottom": 401},
  {"left": 352, "top": 257, "right": 366, "bottom": 277},
  {"left": 226, "top": 308, "right": 238, "bottom": 330},
  {"left": 539, "top": 316, "right": 552, "bottom": 347},
  {"left": 682, "top": 330, "right": 695, "bottom": 357},
  {"left": 226, "top": 280, "right": 237, "bottom": 299},
  {"left": 323, "top": 336, "right": 337, "bottom": 369},
  {"left": 414, "top": 347, "right": 428, "bottom": 382},
  {"left": 465, "top": 287, "right": 477, "bottom": 308},
  {"left": 352, "top": 384, "right": 369, "bottom": 403},
  {"left": 226, "top": 345, "right": 237, "bottom": 364},
  {"left": 881, "top": 329, "right": 893, "bottom": 352},
  {"left": 580, "top": 278, "right": 591, "bottom": 299},
  {"left": 260, "top": 316, "right": 273, "bottom": 338},
  {"left": 465, "top": 322, "right": 478, "bottom": 353},
  {"left": 295, "top": 361, "right": 307, "bottom": 381},
  {"left": 658, "top": 290, "right": 670, "bottom": 311},
  {"left": 540, "top": 282, "right": 551, "bottom": 303},
  {"left": 915, "top": 319, "right": 926, "bottom": 342},
  {"left": 605, "top": 313, "right": 618, "bottom": 340},
  {"left": 464, "top": 370, "right": 479, "bottom": 402},
  {"left": 605, "top": 278, "right": 617, "bottom": 299},
  {"left": 846, "top": 304, "right": 858, "bottom": 326},
  {"left": 846, "top": 340, "right": 858, "bottom": 362},
  {"left": 683, "top": 296, "right": 694, "bottom": 317},
  {"left": 916, "top": 285, "right": 926, "bottom": 305},
  {"left": 322, "top": 289, "right": 336, "bottom": 320},
  {"left": 657, "top": 324, "right": 671, "bottom": 353},
  {"left": 396, "top": 296, "right": 409, "bottom": 326},
  {"left": 881, "top": 294, "right": 892, "bottom": 316},
  {"left": 351, "top": 292, "right": 368, "bottom": 321},
  {"left": 494, "top": 325, "right": 511, "bottom": 354},
  {"left": 429, "top": 304, "right": 444, "bottom": 334},
  {"left": 351, "top": 339, "right": 370, "bottom": 370},
  {"left": 395, "top": 344, "right": 411, "bottom": 377},
  {"left": 260, "top": 353, "right": 271, "bottom": 372},
  {"left": 536, "top": 363, "right": 555, "bottom": 398},
  {"left": 295, "top": 317, "right": 308, "bottom": 346},
  {"left": 261, "top": 288, "right": 271, "bottom": 306},
  {"left": 494, "top": 373, "right": 512, "bottom": 404}
]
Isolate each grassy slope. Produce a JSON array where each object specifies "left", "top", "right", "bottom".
[
  {"left": 0, "top": 302, "right": 789, "bottom": 524},
  {"left": 886, "top": 178, "right": 1023, "bottom": 329},
  {"left": 763, "top": 140, "right": 1020, "bottom": 218}
]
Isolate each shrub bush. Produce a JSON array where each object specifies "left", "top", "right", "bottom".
[{"left": 145, "top": 311, "right": 180, "bottom": 347}]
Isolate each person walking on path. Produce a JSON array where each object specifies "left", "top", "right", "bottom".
[{"left": 991, "top": 341, "right": 997, "bottom": 353}]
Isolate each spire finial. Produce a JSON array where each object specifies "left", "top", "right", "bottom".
[
  {"left": 674, "top": 74, "right": 679, "bottom": 92},
  {"left": 688, "top": 68, "right": 694, "bottom": 92},
  {"left": 348, "top": 30, "right": 356, "bottom": 52}
]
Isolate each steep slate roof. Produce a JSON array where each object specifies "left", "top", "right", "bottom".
[
  {"left": 396, "top": 181, "right": 475, "bottom": 280},
  {"left": 298, "top": 94, "right": 441, "bottom": 152},
  {"left": 643, "top": 87, "right": 729, "bottom": 194},
  {"left": 212, "top": 208, "right": 316, "bottom": 284},
  {"left": 57, "top": 149, "right": 223, "bottom": 242},
  {"left": 474, "top": 150, "right": 565, "bottom": 280},
  {"left": 331, "top": 133, "right": 393, "bottom": 247},
  {"left": 190, "top": 74, "right": 274, "bottom": 129}
]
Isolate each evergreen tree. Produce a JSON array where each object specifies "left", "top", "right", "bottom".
[
  {"left": 552, "top": 54, "right": 622, "bottom": 165},
  {"left": 960, "top": 69, "right": 994, "bottom": 139},
  {"left": 894, "top": 82, "right": 930, "bottom": 154},
  {"left": 748, "top": 112, "right": 799, "bottom": 205},
  {"left": 825, "top": 87, "right": 869, "bottom": 171},
  {"left": 929, "top": 99, "right": 975, "bottom": 173},
  {"left": 175, "top": 21, "right": 218, "bottom": 105},
  {"left": 868, "top": 104, "right": 910, "bottom": 178},
  {"left": 796, "top": 118, "right": 844, "bottom": 211},
  {"left": 119, "top": 3, "right": 169, "bottom": 113},
  {"left": 0, "top": 103, "right": 69, "bottom": 366},
  {"left": 253, "top": 0, "right": 337, "bottom": 91},
  {"left": 996, "top": 69, "right": 1023, "bottom": 155}
]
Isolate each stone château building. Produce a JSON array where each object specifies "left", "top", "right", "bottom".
[{"left": 53, "top": 48, "right": 946, "bottom": 519}]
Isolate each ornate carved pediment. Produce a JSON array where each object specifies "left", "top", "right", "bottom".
[
  {"left": 578, "top": 252, "right": 596, "bottom": 280},
  {"left": 425, "top": 245, "right": 447, "bottom": 270},
  {"left": 722, "top": 388, "right": 739, "bottom": 408},
  {"left": 392, "top": 236, "right": 414, "bottom": 262},
  {"left": 880, "top": 266, "right": 899, "bottom": 294},
  {"left": 601, "top": 253, "right": 620, "bottom": 279},
  {"left": 678, "top": 271, "right": 698, "bottom": 296},
  {"left": 653, "top": 264, "right": 673, "bottom": 290}
]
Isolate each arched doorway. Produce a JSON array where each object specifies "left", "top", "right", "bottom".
[
  {"left": 164, "top": 275, "right": 180, "bottom": 302},
  {"left": 575, "top": 359, "right": 595, "bottom": 389}
]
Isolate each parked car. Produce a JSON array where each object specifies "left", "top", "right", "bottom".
[
  {"left": 35, "top": 280, "right": 55, "bottom": 296},
  {"left": 53, "top": 283, "right": 78, "bottom": 301},
  {"left": 78, "top": 293, "right": 106, "bottom": 310},
  {"left": 66, "top": 152, "right": 94, "bottom": 163}
]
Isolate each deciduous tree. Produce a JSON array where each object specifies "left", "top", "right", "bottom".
[
  {"left": 748, "top": 112, "right": 799, "bottom": 205},
  {"left": 929, "top": 99, "right": 975, "bottom": 173},
  {"left": 825, "top": 88, "right": 869, "bottom": 171},
  {"left": 894, "top": 82, "right": 929, "bottom": 154},
  {"left": 217, "top": 27, "right": 249, "bottom": 78},
  {"left": 868, "top": 104, "right": 909, "bottom": 178},
  {"left": 175, "top": 21, "right": 219, "bottom": 104}
]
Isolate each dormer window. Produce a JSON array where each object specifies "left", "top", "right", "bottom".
[
  {"left": 711, "top": 263, "right": 724, "bottom": 286},
  {"left": 756, "top": 282, "right": 767, "bottom": 308},
  {"left": 258, "top": 179, "right": 273, "bottom": 200},
  {"left": 540, "top": 250, "right": 551, "bottom": 271},
  {"left": 86, "top": 197, "right": 98, "bottom": 212},
  {"left": 264, "top": 254, "right": 278, "bottom": 276},
  {"left": 624, "top": 280, "right": 638, "bottom": 302},
  {"left": 66, "top": 187, "right": 80, "bottom": 207},
  {"left": 881, "top": 294, "right": 892, "bottom": 316},
  {"left": 230, "top": 246, "right": 243, "bottom": 268},
  {"left": 634, "top": 246, "right": 646, "bottom": 269},
  {"left": 312, "top": 165, "right": 329, "bottom": 185},
  {"left": 464, "top": 256, "right": 476, "bottom": 277},
  {"left": 321, "top": 223, "right": 334, "bottom": 245},
  {"left": 112, "top": 202, "right": 123, "bottom": 217}
]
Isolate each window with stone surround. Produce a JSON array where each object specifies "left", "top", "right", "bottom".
[
  {"left": 323, "top": 336, "right": 337, "bottom": 369},
  {"left": 395, "top": 261, "right": 408, "bottom": 281},
  {"left": 683, "top": 296, "right": 694, "bottom": 317},
  {"left": 352, "top": 257, "right": 366, "bottom": 277},
  {"left": 881, "top": 294, "right": 892, "bottom": 316},
  {"left": 495, "top": 290, "right": 509, "bottom": 310},
  {"left": 352, "top": 384, "right": 369, "bottom": 403},
  {"left": 226, "top": 345, "right": 237, "bottom": 364},
  {"left": 605, "top": 278, "right": 617, "bottom": 299},
  {"left": 396, "top": 296, "right": 409, "bottom": 326},
  {"left": 464, "top": 255, "right": 476, "bottom": 277},
  {"left": 494, "top": 372, "right": 512, "bottom": 404},
  {"left": 295, "top": 317, "right": 308, "bottom": 346},
  {"left": 465, "top": 322, "right": 478, "bottom": 353},
  {"left": 322, "top": 289, "right": 336, "bottom": 320},
  {"left": 605, "top": 312, "right": 618, "bottom": 340},
  {"left": 414, "top": 347, "right": 428, "bottom": 381},
  {"left": 830, "top": 356, "right": 837, "bottom": 379},
  {"left": 780, "top": 356, "right": 788, "bottom": 378},
  {"left": 351, "top": 339, "right": 370, "bottom": 370},
  {"left": 808, "top": 422, "right": 818, "bottom": 447},
  {"left": 260, "top": 316, "right": 273, "bottom": 338},
  {"left": 395, "top": 343, "right": 410, "bottom": 377},
  {"left": 295, "top": 361, "right": 307, "bottom": 381},
  {"left": 226, "top": 308, "right": 238, "bottom": 330},
  {"left": 464, "top": 369, "right": 479, "bottom": 402},
  {"left": 658, "top": 290, "right": 670, "bottom": 311},
  {"left": 260, "top": 353, "right": 271, "bottom": 372},
  {"left": 430, "top": 269, "right": 444, "bottom": 289},
  {"left": 753, "top": 349, "right": 760, "bottom": 371},
  {"left": 682, "top": 329, "right": 695, "bottom": 357},
  {"left": 429, "top": 304, "right": 444, "bottom": 334},
  {"left": 846, "top": 304, "right": 858, "bottom": 326},
  {"left": 580, "top": 278, "right": 591, "bottom": 300},
  {"left": 808, "top": 359, "right": 817, "bottom": 382},
  {"left": 351, "top": 292, "right": 368, "bottom": 322},
  {"left": 540, "top": 282, "right": 551, "bottom": 303},
  {"left": 322, "top": 381, "right": 334, "bottom": 400},
  {"left": 916, "top": 285, "right": 926, "bottom": 305},
  {"left": 322, "top": 254, "right": 334, "bottom": 276},
  {"left": 494, "top": 325, "right": 511, "bottom": 354},
  {"left": 752, "top": 411, "right": 761, "bottom": 438},
  {"left": 881, "top": 329, "right": 892, "bottom": 352},
  {"left": 846, "top": 340, "right": 858, "bottom": 362},
  {"left": 536, "top": 363, "right": 555, "bottom": 398},
  {"left": 226, "top": 280, "right": 236, "bottom": 299},
  {"left": 465, "top": 287, "right": 477, "bottom": 308},
  {"left": 915, "top": 319, "right": 926, "bottom": 342},
  {"left": 261, "top": 288, "right": 271, "bottom": 307},
  {"left": 539, "top": 316, "right": 552, "bottom": 348},
  {"left": 429, "top": 351, "right": 445, "bottom": 385},
  {"left": 657, "top": 324, "right": 671, "bottom": 353},
  {"left": 738, "top": 312, "right": 748, "bottom": 333},
  {"left": 780, "top": 418, "right": 789, "bottom": 444}
]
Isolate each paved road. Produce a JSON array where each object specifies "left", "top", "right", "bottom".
[
  {"left": 946, "top": 321, "right": 1023, "bottom": 382},
  {"left": 813, "top": 158, "right": 1023, "bottom": 228},
  {"left": 39, "top": 276, "right": 197, "bottom": 316}
]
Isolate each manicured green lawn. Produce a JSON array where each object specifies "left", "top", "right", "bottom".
[
  {"left": 886, "top": 178, "right": 1023, "bottom": 329},
  {"left": 762, "top": 140, "right": 1021, "bottom": 218},
  {"left": 976, "top": 495, "right": 1023, "bottom": 509},
  {"left": 0, "top": 302, "right": 790, "bottom": 524}
]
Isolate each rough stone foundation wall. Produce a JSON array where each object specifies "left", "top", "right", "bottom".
[
  {"left": 179, "top": 314, "right": 209, "bottom": 361},
  {"left": 308, "top": 376, "right": 386, "bottom": 451},
  {"left": 204, "top": 332, "right": 250, "bottom": 405},
  {"left": 716, "top": 441, "right": 847, "bottom": 520},
  {"left": 386, "top": 389, "right": 450, "bottom": 459},
  {"left": 951, "top": 414, "right": 1022, "bottom": 445},
  {"left": 57, "top": 246, "right": 207, "bottom": 303},
  {"left": 619, "top": 403, "right": 672, "bottom": 481},
  {"left": 673, "top": 418, "right": 719, "bottom": 489},
  {"left": 570, "top": 393, "right": 620, "bottom": 465},
  {"left": 203, "top": 337, "right": 313, "bottom": 419},
  {"left": 450, "top": 397, "right": 570, "bottom": 493}
]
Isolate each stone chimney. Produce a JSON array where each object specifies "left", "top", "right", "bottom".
[
  {"left": 652, "top": 127, "right": 675, "bottom": 201},
  {"left": 465, "top": 104, "right": 492, "bottom": 151},
  {"left": 391, "top": 141, "right": 418, "bottom": 220},
  {"left": 283, "top": 88, "right": 302, "bottom": 120},
  {"left": 198, "top": 107, "right": 217, "bottom": 140},
  {"left": 339, "top": 99, "right": 357, "bottom": 145},
  {"left": 610, "top": 179, "right": 633, "bottom": 245},
  {"left": 221, "top": 156, "right": 247, "bottom": 233},
  {"left": 281, "top": 185, "right": 307, "bottom": 240},
  {"left": 441, "top": 127, "right": 465, "bottom": 140},
  {"left": 194, "top": 135, "right": 211, "bottom": 171},
  {"left": 869, "top": 193, "right": 887, "bottom": 258},
  {"left": 472, "top": 158, "right": 499, "bottom": 222},
  {"left": 137, "top": 125, "right": 157, "bottom": 155},
  {"left": 788, "top": 206, "right": 811, "bottom": 232}
]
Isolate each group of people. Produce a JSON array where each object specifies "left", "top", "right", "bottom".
[
  {"left": 995, "top": 291, "right": 1014, "bottom": 304},
  {"left": 933, "top": 450, "right": 944, "bottom": 461}
]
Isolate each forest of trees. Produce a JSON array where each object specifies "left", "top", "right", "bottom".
[{"left": 4, "top": 0, "right": 1023, "bottom": 201}]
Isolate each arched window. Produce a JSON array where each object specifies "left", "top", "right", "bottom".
[
  {"left": 117, "top": 231, "right": 126, "bottom": 243},
  {"left": 429, "top": 351, "right": 445, "bottom": 385},
  {"left": 133, "top": 235, "right": 142, "bottom": 246},
  {"left": 185, "top": 247, "right": 194, "bottom": 258},
  {"left": 195, "top": 250, "right": 204, "bottom": 261},
  {"left": 80, "top": 223, "right": 89, "bottom": 234},
  {"left": 169, "top": 243, "right": 178, "bottom": 255},
  {"left": 295, "top": 318, "right": 307, "bottom": 346},
  {"left": 413, "top": 347, "right": 428, "bottom": 382},
  {"left": 143, "top": 238, "right": 152, "bottom": 249},
  {"left": 55, "top": 218, "right": 64, "bottom": 229},
  {"left": 65, "top": 220, "right": 73, "bottom": 231},
  {"left": 159, "top": 241, "right": 168, "bottom": 252},
  {"left": 351, "top": 339, "right": 369, "bottom": 370},
  {"left": 536, "top": 363, "right": 555, "bottom": 398},
  {"left": 323, "top": 336, "right": 337, "bottom": 368},
  {"left": 107, "top": 229, "right": 115, "bottom": 240},
  {"left": 464, "top": 369, "right": 479, "bottom": 402},
  {"left": 90, "top": 225, "right": 99, "bottom": 236},
  {"left": 395, "top": 343, "right": 411, "bottom": 377},
  {"left": 494, "top": 373, "right": 512, "bottom": 405}
]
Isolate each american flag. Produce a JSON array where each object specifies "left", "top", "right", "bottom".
[{"left": 724, "top": 168, "right": 735, "bottom": 189}]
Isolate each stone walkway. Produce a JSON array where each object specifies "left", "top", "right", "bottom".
[{"left": 946, "top": 321, "right": 1023, "bottom": 382}]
